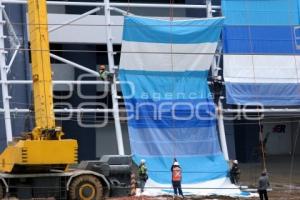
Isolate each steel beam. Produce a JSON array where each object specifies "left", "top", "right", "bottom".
[
  {"left": 217, "top": 100, "right": 229, "bottom": 161},
  {"left": 0, "top": 108, "right": 113, "bottom": 113},
  {"left": 50, "top": 53, "right": 99, "bottom": 76},
  {"left": 223, "top": 108, "right": 300, "bottom": 113},
  {"left": 2, "top": 0, "right": 221, "bottom": 9},
  {"left": 104, "top": 0, "right": 124, "bottom": 155},
  {"left": 0, "top": 80, "right": 110, "bottom": 84},
  {"left": 0, "top": 1, "right": 13, "bottom": 143},
  {"left": 110, "top": 7, "right": 133, "bottom": 16},
  {"left": 2, "top": 10, "right": 20, "bottom": 73},
  {"left": 49, "top": 7, "right": 101, "bottom": 33}
]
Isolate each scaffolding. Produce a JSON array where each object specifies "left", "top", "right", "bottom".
[{"left": 0, "top": 0, "right": 229, "bottom": 157}]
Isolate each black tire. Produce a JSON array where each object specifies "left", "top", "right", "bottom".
[{"left": 69, "top": 175, "right": 103, "bottom": 200}]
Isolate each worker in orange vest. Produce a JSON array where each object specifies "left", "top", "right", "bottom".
[{"left": 171, "top": 161, "right": 184, "bottom": 198}]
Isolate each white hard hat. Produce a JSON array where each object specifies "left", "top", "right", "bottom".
[
  {"left": 141, "top": 159, "right": 145, "bottom": 164},
  {"left": 174, "top": 161, "right": 179, "bottom": 166},
  {"left": 233, "top": 160, "right": 238, "bottom": 164}
]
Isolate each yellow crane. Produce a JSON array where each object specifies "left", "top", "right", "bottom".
[
  {"left": 0, "top": 1, "right": 132, "bottom": 199},
  {"left": 0, "top": 0, "right": 77, "bottom": 173}
]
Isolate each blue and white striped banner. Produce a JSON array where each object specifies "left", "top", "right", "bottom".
[
  {"left": 222, "top": 0, "right": 300, "bottom": 105},
  {"left": 119, "top": 16, "right": 228, "bottom": 187}
]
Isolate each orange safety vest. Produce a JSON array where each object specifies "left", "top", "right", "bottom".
[{"left": 172, "top": 166, "right": 182, "bottom": 181}]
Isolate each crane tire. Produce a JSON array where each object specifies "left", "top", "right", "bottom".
[{"left": 69, "top": 175, "right": 103, "bottom": 200}]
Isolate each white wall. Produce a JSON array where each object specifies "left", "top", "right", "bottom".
[
  {"left": 48, "top": 14, "right": 124, "bottom": 44},
  {"left": 28, "top": 13, "right": 191, "bottom": 44},
  {"left": 26, "top": 13, "right": 123, "bottom": 44},
  {"left": 262, "top": 119, "right": 292, "bottom": 155}
]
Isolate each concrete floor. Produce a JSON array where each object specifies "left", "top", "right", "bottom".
[{"left": 3, "top": 155, "right": 299, "bottom": 199}]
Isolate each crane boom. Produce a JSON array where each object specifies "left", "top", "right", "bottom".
[
  {"left": 28, "top": 0, "right": 55, "bottom": 131},
  {"left": 0, "top": 0, "right": 77, "bottom": 173}
]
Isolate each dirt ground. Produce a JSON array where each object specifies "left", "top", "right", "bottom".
[
  {"left": 108, "top": 186, "right": 300, "bottom": 200},
  {"left": 109, "top": 155, "right": 300, "bottom": 200},
  {"left": 2, "top": 155, "right": 299, "bottom": 199}
]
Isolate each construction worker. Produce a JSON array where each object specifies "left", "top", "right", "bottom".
[
  {"left": 257, "top": 171, "right": 270, "bottom": 200},
  {"left": 171, "top": 161, "right": 184, "bottom": 198},
  {"left": 230, "top": 160, "right": 240, "bottom": 184},
  {"left": 138, "top": 159, "right": 148, "bottom": 193},
  {"left": 98, "top": 64, "right": 112, "bottom": 81}
]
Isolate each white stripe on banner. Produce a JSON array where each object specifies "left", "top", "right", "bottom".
[
  {"left": 120, "top": 41, "right": 217, "bottom": 71},
  {"left": 224, "top": 55, "right": 300, "bottom": 83}
]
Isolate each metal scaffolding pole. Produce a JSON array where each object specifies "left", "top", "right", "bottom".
[
  {"left": 206, "top": 0, "right": 229, "bottom": 160},
  {"left": 2, "top": 0, "right": 221, "bottom": 9},
  {"left": 217, "top": 99, "right": 229, "bottom": 161},
  {"left": 223, "top": 108, "right": 300, "bottom": 113},
  {"left": 0, "top": 1, "right": 12, "bottom": 143},
  {"left": 0, "top": 108, "right": 114, "bottom": 113},
  {"left": 206, "top": 0, "right": 212, "bottom": 18},
  {"left": 50, "top": 53, "right": 99, "bottom": 76},
  {"left": 2, "top": 9, "right": 20, "bottom": 73},
  {"left": 0, "top": 80, "right": 110, "bottom": 84},
  {"left": 49, "top": 7, "right": 101, "bottom": 33},
  {"left": 104, "top": 0, "right": 124, "bottom": 155}
]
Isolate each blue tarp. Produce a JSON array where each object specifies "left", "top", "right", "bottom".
[
  {"left": 222, "top": 0, "right": 300, "bottom": 106},
  {"left": 119, "top": 16, "right": 228, "bottom": 184}
]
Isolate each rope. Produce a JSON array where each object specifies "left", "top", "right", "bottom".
[
  {"left": 288, "top": 120, "right": 300, "bottom": 200},
  {"left": 286, "top": 0, "right": 299, "bottom": 84},
  {"left": 244, "top": 0, "right": 268, "bottom": 183},
  {"left": 287, "top": 1, "right": 299, "bottom": 199},
  {"left": 169, "top": 0, "right": 177, "bottom": 162},
  {"left": 258, "top": 117, "right": 267, "bottom": 171}
]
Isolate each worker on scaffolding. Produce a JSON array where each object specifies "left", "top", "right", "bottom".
[
  {"left": 98, "top": 64, "right": 113, "bottom": 81},
  {"left": 138, "top": 159, "right": 148, "bottom": 193},
  {"left": 171, "top": 160, "right": 184, "bottom": 198},
  {"left": 230, "top": 160, "right": 240, "bottom": 184}
]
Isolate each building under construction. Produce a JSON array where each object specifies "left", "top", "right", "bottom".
[{"left": 0, "top": 0, "right": 299, "bottom": 199}]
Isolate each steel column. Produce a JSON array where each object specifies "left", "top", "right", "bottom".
[
  {"left": 217, "top": 99, "right": 229, "bottom": 161},
  {"left": 206, "top": 0, "right": 212, "bottom": 17},
  {"left": 0, "top": 1, "right": 12, "bottom": 143},
  {"left": 104, "top": 0, "right": 124, "bottom": 155}
]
